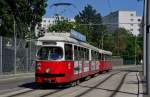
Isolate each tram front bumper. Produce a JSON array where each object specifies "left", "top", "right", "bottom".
[{"left": 35, "top": 73, "right": 65, "bottom": 83}]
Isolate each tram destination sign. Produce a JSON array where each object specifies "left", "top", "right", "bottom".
[{"left": 70, "top": 29, "right": 86, "bottom": 42}]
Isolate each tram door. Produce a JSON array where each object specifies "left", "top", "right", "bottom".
[{"left": 64, "top": 44, "right": 73, "bottom": 81}]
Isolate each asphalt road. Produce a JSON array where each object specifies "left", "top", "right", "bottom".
[{"left": 0, "top": 65, "right": 143, "bottom": 97}]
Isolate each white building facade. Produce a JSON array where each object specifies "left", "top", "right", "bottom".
[
  {"left": 41, "top": 16, "right": 75, "bottom": 30},
  {"left": 103, "top": 11, "right": 142, "bottom": 36},
  {"left": 35, "top": 15, "right": 75, "bottom": 37}
]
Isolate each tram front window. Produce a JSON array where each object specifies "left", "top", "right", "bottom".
[{"left": 37, "top": 47, "right": 63, "bottom": 60}]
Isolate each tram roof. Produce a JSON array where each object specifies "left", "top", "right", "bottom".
[
  {"left": 101, "top": 50, "right": 112, "bottom": 55},
  {"left": 37, "top": 32, "right": 112, "bottom": 55}
]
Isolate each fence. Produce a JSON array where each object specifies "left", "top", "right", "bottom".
[{"left": 0, "top": 36, "right": 37, "bottom": 75}]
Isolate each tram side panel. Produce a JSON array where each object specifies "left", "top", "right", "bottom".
[
  {"left": 83, "top": 61, "right": 90, "bottom": 77},
  {"left": 107, "top": 60, "right": 112, "bottom": 71},
  {"left": 99, "top": 60, "right": 105, "bottom": 71},
  {"left": 73, "top": 60, "right": 90, "bottom": 80},
  {"left": 73, "top": 61, "right": 82, "bottom": 80}
]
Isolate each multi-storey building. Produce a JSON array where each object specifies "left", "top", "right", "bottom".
[
  {"left": 35, "top": 15, "right": 75, "bottom": 37},
  {"left": 103, "top": 11, "right": 142, "bottom": 36},
  {"left": 41, "top": 15, "right": 75, "bottom": 30}
]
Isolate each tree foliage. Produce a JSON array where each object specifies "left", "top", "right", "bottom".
[
  {"left": 48, "top": 19, "right": 75, "bottom": 32},
  {"left": 0, "top": 0, "right": 47, "bottom": 39},
  {"left": 74, "top": 4, "right": 106, "bottom": 47},
  {"left": 105, "top": 28, "right": 143, "bottom": 64}
]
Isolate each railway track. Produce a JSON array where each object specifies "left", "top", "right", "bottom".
[
  {"left": 74, "top": 71, "right": 122, "bottom": 97},
  {"left": 54, "top": 71, "right": 134, "bottom": 97},
  {"left": 0, "top": 71, "right": 141, "bottom": 97},
  {"left": 39, "top": 89, "right": 64, "bottom": 97},
  {"left": 7, "top": 89, "right": 36, "bottom": 97},
  {"left": 41, "top": 72, "right": 121, "bottom": 97},
  {"left": 109, "top": 72, "right": 129, "bottom": 97},
  {"left": 75, "top": 71, "right": 140, "bottom": 97},
  {"left": 0, "top": 71, "right": 116, "bottom": 97}
]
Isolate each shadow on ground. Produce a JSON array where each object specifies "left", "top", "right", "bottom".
[{"left": 19, "top": 82, "right": 70, "bottom": 90}]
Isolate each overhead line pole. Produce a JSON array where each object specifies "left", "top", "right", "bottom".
[
  {"left": 143, "top": 0, "right": 147, "bottom": 79},
  {"left": 144, "top": 0, "right": 150, "bottom": 95}
]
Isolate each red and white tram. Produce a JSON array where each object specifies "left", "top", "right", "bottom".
[{"left": 35, "top": 31, "right": 112, "bottom": 85}]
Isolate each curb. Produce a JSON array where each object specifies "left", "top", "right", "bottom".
[{"left": 137, "top": 72, "right": 144, "bottom": 97}]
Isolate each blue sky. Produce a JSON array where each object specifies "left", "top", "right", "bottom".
[{"left": 44, "top": 0, "right": 144, "bottom": 18}]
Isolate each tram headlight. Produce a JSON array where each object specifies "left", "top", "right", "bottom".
[
  {"left": 45, "top": 68, "right": 50, "bottom": 73},
  {"left": 36, "top": 63, "right": 41, "bottom": 70},
  {"left": 68, "top": 63, "right": 71, "bottom": 69}
]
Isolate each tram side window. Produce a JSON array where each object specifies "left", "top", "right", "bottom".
[
  {"left": 95, "top": 51, "right": 99, "bottom": 61},
  {"left": 102, "top": 54, "right": 105, "bottom": 60},
  {"left": 81, "top": 47, "right": 84, "bottom": 60},
  {"left": 106, "top": 55, "right": 111, "bottom": 60},
  {"left": 83, "top": 48, "right": 86, "bottom": 60},
  {"left": 91, "top": 50, "right": 95, "bottom": 60},
  {"left": 85, "top": 48, "right": 89, "bottom": 60},
  {"left": 98, "top": 53, "right": 102, "bottom": 60},
  {"left": 78, "top": 47, "right": 83, "bottom": 60},
  {"left": 77, "top": 47, "right": 81, "bottom": 60},
  {"left": 65, "top": 44, "right": 73, "bottom": 60},
  {"left": 104, "top": 54, "right": 111, "bottom": 60},
  {"left": 104, "top": 54, "right": 107, "bottom": 60},
  {"left": 74, "top": 46, "right": 78, "bottom": 60}
]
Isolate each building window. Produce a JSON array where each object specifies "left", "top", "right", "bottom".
[
  {"left": 138, "top": 19, "right": 141, "bottom": 22},
  {"left": 49, "top": 20, "right": 51, "bottom": 23},
  {"left": 130, "top": 29, "right": 133, "bottom": 31},
  {"left": 138, "top": 24, "right": 141, "bottom": 27},
  {"left": 138, "top": 29, "right": 141, "bottom": 31},
  {"left": 130, "top": 19, "right": 134, "bottom": 21},
  {"left": 43, "top": 20, "right": 46, "bottom": 22},
  {"left": 130, "top": 13, "right": 134, "bottom": 16},
  {"left": 130, "top": 24, "right": 133, "bottom": 26}
]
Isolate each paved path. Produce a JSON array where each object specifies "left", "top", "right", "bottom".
[{"left": 0, "top": 65, "right": 144, "bottom": 97}]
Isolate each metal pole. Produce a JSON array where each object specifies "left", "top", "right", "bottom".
[
  {"left": 13, "top": 16, "right": 16, "bottom": 74},
  {"left": 147, "top": 27, "right": 150, "bottom": 95},
  {"left": 0, "top": 36, "right": 2, "bottom": 74},
  {"left": 135, "top": 37, "right": 137, "bottom": 65},
  {"left": 26, "top": 43, "right": 29, "bottom": 73},
  {"left": 143, "top": 0, "right": 147, "bottom": 78},
  {"left": 29, "top": 40, "right": 31, "bottom": 72},
  {"left": 145, "top": 0, "right": 150, "bottom": 95},
  {"left": 0, "top": 17, "right": 2, "bottom": 74},
  {"left": 102, "top": 32, "right": 104, "bottom": 49},
  {"left": 0, "top": 17, "right": 2, "bottom": 26}
]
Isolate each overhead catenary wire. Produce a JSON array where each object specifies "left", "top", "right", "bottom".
[
  {"left": 49, "top": 2, "right": 80, "bottom": 18},
  {"left": 77, "top": 22, "right": 142, "bottom": 25}
]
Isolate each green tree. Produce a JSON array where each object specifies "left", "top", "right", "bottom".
[
  {"left": 74, "top": 4, "right": 106, "bottom": 47},
  {"left": 111, "top": 28, "right": 142, "bottom": 64},
  {"left": 113, "top": 28, "right": 130, "bottom": 56},
  {"left": 103, "top": 33, "right": 114, "bottom": 51},
  {"left": 0, "top": 0, "right": 47, "bottom": 39},
  {"left": 48, "top": 19, "right": 75, "bottom": 32}
]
